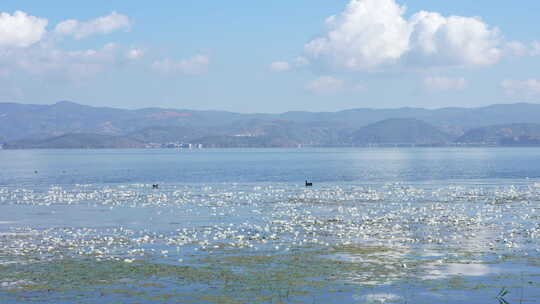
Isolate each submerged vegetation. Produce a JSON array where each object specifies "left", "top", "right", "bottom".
[{"left": 2, "top": 181, "right": 540, "bottom": 303}]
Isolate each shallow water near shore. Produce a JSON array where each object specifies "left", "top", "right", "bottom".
[{"left": 2, "top": 148, "right": 540, "bottom": 303}]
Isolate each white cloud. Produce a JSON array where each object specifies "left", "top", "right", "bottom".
[
  {"left": 126, "top": 48, "right": 144, "bottom": 60},
  {"left": 151, "top": 54, "right": 210, "bottom": 75},
  {"left": 531, "top": 41, "right": 540, "bottom": 56},
  {"left": 0, "top": 41, "right": 142, "bottom": 82},
  {"left": 505, "top": 41, "right": 529, "bottom": 57},
  {"left": 0, "top": 11, "right": 47, "bottom": 47},
  {"left": 408, "top": 12, "right": 501, "bottom": 66},
  {"left": 306, "top": 76, "right": 345, "bottom": 93},
  {"left": 501, "top": 79, "right": 540, "bottom": 99},
  {"left": 505, "top": 41, "right": 540, "bottom": 57},
  {"left": 269, "top": 57, "right": 311, "bottom": 72},
  {"left": 305, "top": 0, "right": 503, "bottom": 70},
  {"left": 55, "top": 12, "right": 131, "bottom": 39},
  {"left": 305, "top": 0, "right": 409, "bottom": 70},
  {"left": 0, "top": 11, "right": 138, "bottom": 82},
  {"left": 269, "top": 61, "right": 291, "bottom": 72},
  {"left": 423, "top": 76, "right": 467, "bottom": 91},
  {"left": 0, "top": 43, "right": 120, "bottom": 79}
]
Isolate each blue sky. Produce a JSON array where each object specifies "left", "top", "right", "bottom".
[{"left": 0, "top": 0, "right": 539, "bottom": 113}]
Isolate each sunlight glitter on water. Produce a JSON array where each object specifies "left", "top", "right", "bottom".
[{"left": 2, "top": 181, "right": 540, "bottom": 303}]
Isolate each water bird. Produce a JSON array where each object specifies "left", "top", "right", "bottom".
[
  {"left": 305, "top": 180, "right": 313, "bottom": 187},
  {"left": 152, "top": 184, "right": 159, "bottom": 189}
]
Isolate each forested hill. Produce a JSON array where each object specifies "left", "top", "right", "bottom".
[{"left": 2, "top": 101, "right": 540, "bottom": 148}]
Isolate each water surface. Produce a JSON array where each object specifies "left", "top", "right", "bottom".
[{"left": 1, "top": 148, "right": 540, "bottom": 303}]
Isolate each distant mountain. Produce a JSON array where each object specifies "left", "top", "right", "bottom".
[
  {"left": 351, "top": 119, "right": 452, "bottom": 146},
  {"left": 4, "top": 133, "right": 144, "bottom": 149},
  {"left": 2, "top": 101, "right": 540, "bottom": 148},
  {"left": 213, "top": 119, "right": 350, "bottom": 146},
  {"left": 127, "top": 126, "right": 208, "bottom": 143},
  {"left": 0, "top": 101, "right": 246, "bottom": 142},
  {"left": 456, "top": 123, "right": 540, "bottom": 145},
  {"left": 279, "top": 103, "right": 540, "bottom": 137}
]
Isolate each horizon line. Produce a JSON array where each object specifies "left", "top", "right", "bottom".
[{"left": 0, "top": 100, "right": 538, "bottom": 115}]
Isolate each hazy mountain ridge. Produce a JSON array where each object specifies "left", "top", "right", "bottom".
[
  {"left": 4, "top": 133, "right": 145, "bottom": 149},
  {"left": 457, "top": 123, "right": 540, "bottom": 145},
  {"left": 2, "top": 101, "right": 540, "bottom": 148},
  {"left": 351, "top": 119, "right": 452, "bottom": 146}
]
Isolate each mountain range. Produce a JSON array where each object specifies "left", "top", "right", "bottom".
[{"left": 1, "top": 101, "right": 540, "bottom": 148}]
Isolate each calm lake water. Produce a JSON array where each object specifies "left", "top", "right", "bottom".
[{"left": 1, "top": 148, "right": 540, "bottom": 303}]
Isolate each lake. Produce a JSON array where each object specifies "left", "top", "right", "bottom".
[{"left": 1, "top": 148, "right": 540, "bottom": 303}]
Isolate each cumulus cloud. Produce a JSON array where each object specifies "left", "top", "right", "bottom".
[
  {"left": 505, "top": 41, "right": 529, "bottom": 57},
  {"left": 126, "top": 48, "right": 144, "bottom": 60},
  {"left": 423, "top": 76, "right": 467, "bottom": 91},
  {"left": 505, "top": 41, "right": 540, "bottom": 57},
  {"left": 0, "top": 11, "right": 47, "bottom": 47},
  {"left": 269, "top": 61, "right": 291, "bottom": 72},
  {"left": 501, "top": 79, "right": 540, "bottom": 99},
  {"left": 269, "top": 57, "right": 311, "bottom": 72},
  {"left": 532, "top": 42, "right": 540, "bottom": 56},
  {"left": 151, "top": 54, "right": 210, "bottom": 75},
  {"left": 0, "top": 10, "right": 141, "bottom": 81},
  {"left": 306, "top": 76, "right": 345, "bottom": 93},
  {"left": 305, "top": 0, "right": 409, "bottom": 70},
  {"left": 0, "top": 42, "right": 123, "bottom": 79},
  {"left": 305, "top": 0, "right": 504, "bottom": 70},
  {"left": 55, "top": 12, "right": 131, "bottom": 39},
  {"left": 408, "top": 12, "right": 501, "bottom": 66}
]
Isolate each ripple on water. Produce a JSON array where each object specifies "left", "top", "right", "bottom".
[{"left": 1, "top": 182, "right": 540, "bottom": 302}]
